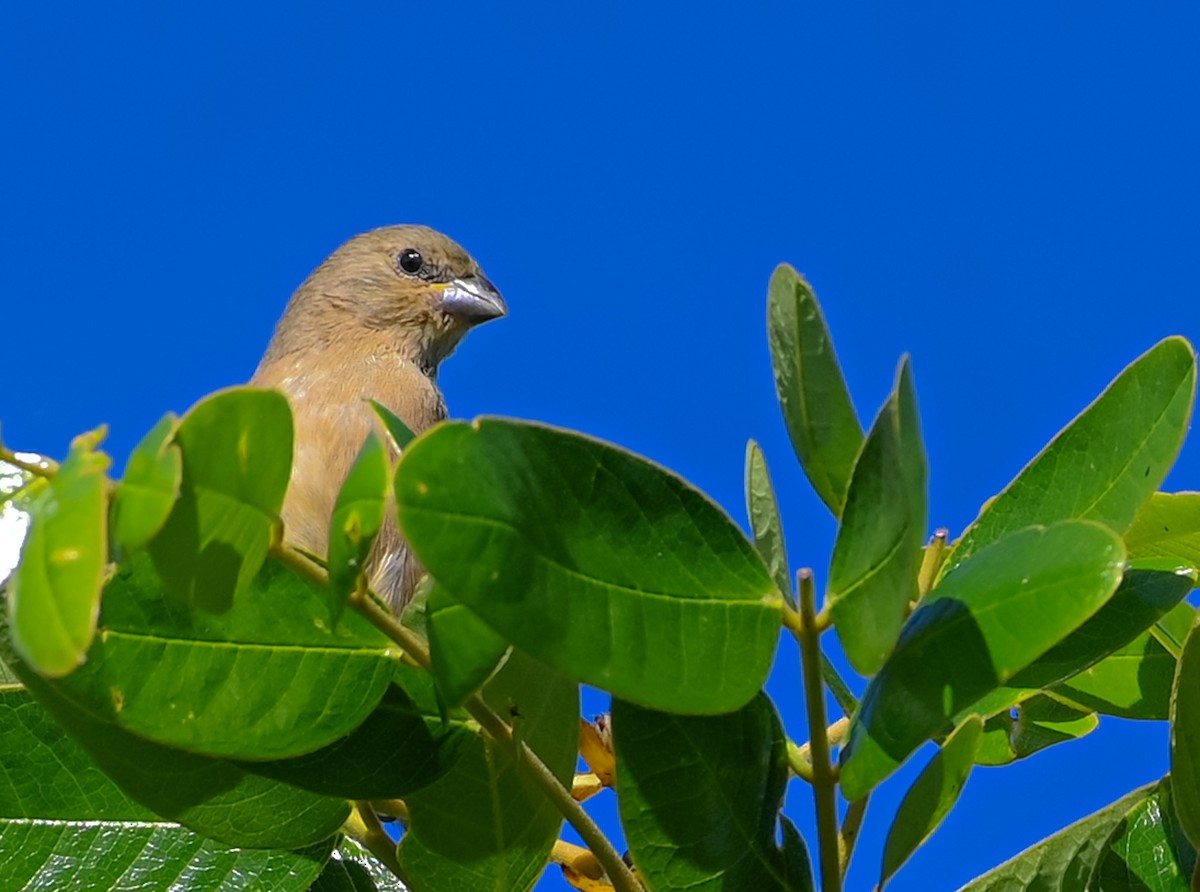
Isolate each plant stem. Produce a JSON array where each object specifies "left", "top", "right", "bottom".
[
  {"left": 0, "top": 445, "right": 58, "bottom": 479},
  {"left": 270, "top": 542, "right": 641, "bottom": 892},
  {"left": 345, "top": 801, "right": 406, "bottom": 880},
  {"left": 787, "top": 740, "right": 815, "bottom": 783},
  {"left": 796, "top": 569, "right": 841, "bottom": 892}
]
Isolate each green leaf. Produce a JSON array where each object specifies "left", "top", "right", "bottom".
[
  {"left": 942, "top": 337, "right": 1196, "bottom": 581},
  {"left": 745, "top": 439, "right": 793, "bottom": 606},
  {"left": 1170, "top": 613, "right": 1200, "bottom": 849},
  {"left": 428, "top": 583, "right": 509, "bottom": 707},
  {"left": 828, "top": 357, "right": 928, "bottom": 675},
  {"left": 370, "top": 399, "right": 417, "bottom": 451},
  {"left": 956, "top": 783, "right": 1157, "bottom": 891},
  {"left": 398, "top": 649, "right": 578, "bottom": 892},
  {"left": 7, "top": 429, "right": 111, "bottom": 677},
  {"left": 974, "top": 695, "right": 1099, "bottom": 766},
  {"left": 328, "top": 432, "right": 390, "bottom": 625},
  {"left": 110, "top": 413, "right": 182, "bottom": 556},
  {"left": 312, "top": 837, "right": 409, "bottom": 892},
  {"left": 149, "top": 387, "right": 293, "bottom": 612},
  {"left": 396, "top": 418, "right": 781, "bottom": 715},
  {"left": 238, "top": 665, "right": 474, "bottom": 799},
  {"left": 0, "top": 657, "right": 348, "bottom": 849},
  {"left": 1052, "top": 603, "right": 1196, "bottom": 720},
  {"left": 840, "top": 520, "right": 1125, "bottom": 800},
  {"left": 767, "top": 263, "right": 863, "bottom": 516},
  {"left": 1127, "top": 491, "right": 1200, "bottom": 568},
  {"left": 614, "top": 693, "right": 813, "bottom": 892},
  {"left": 881, "top": 716, "right": 982, "bottom": 888},
  {"left": 1090, "top": 781, "right": 1197, "bottom": 890},
  {"left": 44, "top": 554, "right": 395, "bottom": 760}
]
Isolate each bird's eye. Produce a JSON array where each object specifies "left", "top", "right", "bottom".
[{"left": 398, "top": 248, "right": 424, "bottom": 275}]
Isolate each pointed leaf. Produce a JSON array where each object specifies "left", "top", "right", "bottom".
[
  {"left": 398, "top": 649, "right": 578, "bottom": 892},
  {"left": 328, "top": 432, "right": 390, "bottom": 625},
  {"left": 614, "top": 693, "right": 812, "bottom": 891},
  {"left": 1090, "top": 782, "right": 1196, "bottom": 890},
  {"left": 110, "top": 413, "right": 182, "bottom": 555},
  {"left": 828, "top": 357, "right": 928, "bottom": 674},
  {"left": 1170, "top": 614, "right": 1200, "bottom": 849},
  {"left": 841, "top": 521, "right": 1125, "bottom": 800},
  {"left": 428, "top": 583, "right": 509, "bottom": 707},
  {"left": 42, "top": 554, "right": 395, "bottom": 760},
  {"left": 942, "top": 338, "right": 1196, "bottom": 581},
  {"left": 396, "top": 418, "right": 781, "bottom": 714},
  {"left": 745, "top": 439, "right": 793, "bottom": 605},
  {"left": 767, "top": 264, "right": 863, "bottom": 516},
  {"left": 882, "top": 716, "right": 982, "bottom": 887},
  {"left": 369, "top": 399, "right": 417, "bottom": 451},
  {"left": 149, "top": 387, "right": 293, "bottom": 612},
  {"left": 956, "top": 783, "right": 1157, "bottom": 891},
  {"left": 8, "top": 429, "right": 110, "bottom": 676},
  {"left": 313, "top": 837, "right": 408, "bottom": 892}
]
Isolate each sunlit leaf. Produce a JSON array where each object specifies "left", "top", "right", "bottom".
[
  {"left": 1127, "top": 491, "right": 1200, "bottom": 569},
  {"left": 974, "top": 695, "right": 1099, "bottom": 766},
  {"left": 745, "top": 439, "right": 792, "bottom": 606},
  {"left": 328, "top": 433, "right": 390, "bottom": 625},
  {"left": 427, "top": 583, "right": 509, "bottom": 708},
  {"left": 110, "top": 413, "right": 182, "bottom": 556}
]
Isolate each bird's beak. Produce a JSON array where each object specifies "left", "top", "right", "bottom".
[{"left": 438, "top": 276, "right": 507, "bottom": 325}]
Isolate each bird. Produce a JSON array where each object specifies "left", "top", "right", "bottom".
[{"left": 251, "top": 225, "right": 506, "bottom": 611}]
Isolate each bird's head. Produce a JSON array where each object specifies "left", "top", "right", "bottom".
[{"left": 272, "top": 224, "right": 507, "bottom": 373}]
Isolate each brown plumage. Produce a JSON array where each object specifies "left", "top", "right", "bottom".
[{"left": 251, "top": 225, "right": 506, "bottom": 610}]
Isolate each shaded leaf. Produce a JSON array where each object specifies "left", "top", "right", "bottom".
[
  {"left": 149, "top": 387, "right": 293, "bottom": 612},
  {"left": 396, "top": 418, "right": 781, "bottom": 714},
  {"left": 427, "top": 583, "right": 509, "bottom": 707},
  {"left": 828, "top": 357, "right": 927, "bottom": 675},
  {"left": 7, "top": 429, "right": 110, "bottom": 677},
  {"left": 767, "top": 263, "right": 863, "bottom": 516},
  {"left": 745, "top": 439, "right": 793, "bottom": 605},
  {"left": 956, "top": 783, "right": 1157, "bottom": 891},
  {"left": 328, "top": 432, "right": 390, "bottom": 625},
  {"left": 840, "top": 521, "right": 1125, "bottom": 800},
  {"left": 615, "top": 693, "right": 812, "bottom": 892},
  {"left": 942, "top": 338, "right": 1196, "bottom": 581},
  {"left": 1170, "top": 613, "right": 1200, "bottom": 849},
  {"left": 110, "top": 413, "right": 182, "bottom": 556},
  {"left": 1090, "top": 781, "right": 1196, "bottom": 890},
  {"left": 974, "top": 695, "right": 1098, "bottom": 766},
  {"left": 882, "top": 716, "right": 982, "bottom": 887},
  {"left": 369, "top": 399, "right": 417, "bottom": 451},
  {"left": 398, "top": 649, "right": 578, "bottom": 892},
  {"left": 312, "top": 837, "right": 408, "bottom": 892}
]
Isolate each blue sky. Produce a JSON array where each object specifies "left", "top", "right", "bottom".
[{"left": 3, "top": 4, "right": 1199, "bottom": 889}]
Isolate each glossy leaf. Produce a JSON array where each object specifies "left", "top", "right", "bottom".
[
  {"left": 1127, "top": 491, "right": 1200, "bottom": 568},
  {"left": 396, "top": 418, "right": 781, "bottom": 714},
  {"left": 840, "top": 521, "right": 1125, "bottom": 800},
  {"left": 398, "top": 649, "right": 578, "bottom": 892},
  {"left": 1090, "top": 782, "right": 1197, "bottom": 890},
  {"left": 239, "top": 665, "right": 474, "bottom": 799},
  {"left": 974, "top": 695, "right": 1099, "bottom": 766},
  {"left": 828, "top": 357, "right": 927, "bottom": 675},
  {"left": 7, "top": 429, "right": 110, "bottom": 677},
  {"left": 149, "top": 387, "right": 293, "bottom": 612},
  {"left": 1053, "top": 603, "right": 1196, "bottom": 720},
  {"left": 942, "top": 337, "right": 1196, "bottom": 581},
  {"left": 614, "top": 693, "right": 813, "bottom": 892},
  {"left": 956, "top": 783, "right": 1157, "bottom": 891},
  {"left": 0, "top": 648, "right": 348, "bottom": 849},
  {"left": 745, "top": 439, "right": 793, "bottom": 605},
  {"left": 767, "top": 263, "right": 863, "bottom": 516},
  {"left": 881, "top": 716, "right": 982, "bottom": 888},
  {"left": 328, "top": 432, "right": 390, "bottom": 625},
  {"left": 312, "top": 837, "right": 408, "bottom": 892},
  {"left": 44, "top": 554, "right": 395, "bottom": 760},
  {"left": 110, "top": 413, "right": 182, "bottom": 555},
  {"left": 1170, "top": 614, "right": 1200, "bottom": 849},
  {"left": 427, "top": 583, "right": 509, "bottom": 707},
  {"left": 369, "top": 399, "right": 417, "bottom": 451}
]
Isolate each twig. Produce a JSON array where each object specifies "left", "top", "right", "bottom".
[
  {"left": 344, "top": 801, "right": 406, "bottom": 881},
  {"left": 838, "top": 795, "right": 869, "bottom": 877}
]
